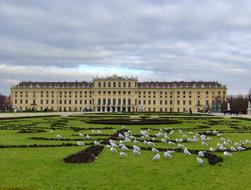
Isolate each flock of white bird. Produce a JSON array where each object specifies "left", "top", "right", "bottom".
[
  {"left": 52, "top": 126, "right": 250, "bottom": 166},
  {"left": 105, "top": 127, "right": 250, "bottom": 166}
]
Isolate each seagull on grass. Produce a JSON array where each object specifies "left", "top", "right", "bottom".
[
  {"left": 152, "top": 148, "right": 159, "bottom": 153},
  {"left": 164, "top": 151, "right": 173, "bottom": 158},
  {"left": 184, "top": 148, "right": 191, "bottom": 156},
  {"left": 122, "top": 145, "right": 129, "bottom": 151},
  {"left": 224, "top": 151, "right": 232, "bottom": 157},
  {"left": 152, "top": 153, "right": 161, "bottom": 160},
  {"left": 133, "top": 149, "right": 141, "bottom": 156},
  {"left": 94, "top": 141, "right": 100, "bottom": 146},
  {"left": 110, "top": 147, "right": 118, "bottom": 153},
  {"left": 119, "top": 152, "right": 127, "bottom": 158},
  {"left": 196, "top": 157, "right": 204, "bottom": 166},
  {"left": 77, "top": 141, "right": 85, "bottom": 146}
]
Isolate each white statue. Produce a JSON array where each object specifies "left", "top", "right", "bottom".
[
  {"left": 227, "top": 102, "right": 231, "bottom": 111},
  {"left": 247, "top": 101, "right": 251, "bottom": 115}
]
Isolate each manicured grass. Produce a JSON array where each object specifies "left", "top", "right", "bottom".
[{"left": 0, "top": 115, "right": 250, "bottom": 190}]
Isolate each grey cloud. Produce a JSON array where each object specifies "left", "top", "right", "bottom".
[{"left": 0, "top": 0, "right": 251, "bottom": 95}]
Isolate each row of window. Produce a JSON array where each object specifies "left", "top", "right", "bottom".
[
  {"left": 15, "top": 99, "right": 93, "bottom": 105},
  {"left": 14, "top": 98, "right": 213, "bottom": 106},
  {"left": 97, "top": 81, "right": 134, "bottom": 88},
  {"left": 15, "top": 91, "right": 92, "bottom": 95}
]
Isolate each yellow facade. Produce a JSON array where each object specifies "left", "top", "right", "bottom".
[{"left": 11, "top": 75, "right": 227, "bottom": 113}]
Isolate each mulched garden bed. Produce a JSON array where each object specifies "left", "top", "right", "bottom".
[{"left": 63, "top": 145, "right": 104, "bottom": 163}]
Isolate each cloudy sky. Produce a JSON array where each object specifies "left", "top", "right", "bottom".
[{"left": 0, "top": 0, "right": 251, "bottom": 95}]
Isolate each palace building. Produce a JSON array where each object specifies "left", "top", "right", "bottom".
[{"left": 11, "top": 75, "right": 227, "bottom": 113}]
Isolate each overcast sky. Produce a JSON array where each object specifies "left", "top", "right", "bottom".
[{"left": 0, "top": 0, "right": 251, "bottom": 95}]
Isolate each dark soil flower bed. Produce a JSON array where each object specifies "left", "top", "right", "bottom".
[
  {"left": 0, "top": 143, "right": 79, "bottom": 148},
  {"left": 70, "top": 126, "right": 114, "bottom": 131},
  {"left": 203, "top": 151, "right": 223, "bottom": 165},
  {"left": 29, "top": 137, "right": 107, "bottom": 141},
  {"left": 86, "top": 118, "right": 182, "bottom": 125},
  {"left": 72, "top": 134, "right": 111, "bottom": 137},
  {"left": 63, "top": 145, "right": 104, "bottom": 163},
  {"left": 17, "top": 129, "right": 46, "bottom": 133}
]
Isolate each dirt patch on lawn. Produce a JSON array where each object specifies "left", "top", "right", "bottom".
[
  {"left": 203, "top": 151, "right": 223, "bottom": 165},
  {"left": 63, "top": 145, "right": 104, "bottom": 163}
]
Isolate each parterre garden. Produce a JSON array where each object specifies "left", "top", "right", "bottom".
[{"left": 0, "top": 114, "right": 250, "bottom": 190}]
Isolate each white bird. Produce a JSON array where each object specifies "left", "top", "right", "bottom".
[
  {"left": 118, "top": 133, "right": 125, "bottom": 139},
  {"left": 230, "top": 146, "right": 237, "bottom": 151},
  {"left": 219, "top": 145, "right": 227, "bottom": 151},
  {"left": 169, "top": 130, "right": 174, "bottom": 135},
  {"left": 224, "top": 151, "right": 232, "bottom": 157},
  {"left": 97, "top": 130, "right": 102, "bottom": 134},
  {"left": 152, "top": 148, "right": 159, "bottom": 153},
  {"left": 212, "top": 130, "right": 218, "bottom": 135},
  {"left": 119, "top": 152, "right": 127, "bottom": 158},
  {"left": 133, "top": 139, "right": 140, "bottom": 144},
  {"left": 133, "top": 145, "right": 141, "bottom": 151},
  {"left": 184, "top": 148, "right": 191, "bottom": 156},
  {"left": 94, "top": 141, "right": 100, "bottom": 145},
  {"left": 111, "top": 143, "right": 119, "bottom": 148},
  {"left": 245, "top": 140, "right": 251, "bottom": 144},
  {"left": 198, "top": 151, "right": 204, "bottom": 157},
  {"left": 178, "top": 143, "right": 185, "bottom": 149},
  {"left": 209, "top": 147, "right": 216, "bottom": 152},
  {"left": 122, "top": 145, "right": 129, "bottom": 151},
  {"left": 152, "top": 153, "right": 161, "bottom": 160},
  {"left": 119, "top": 142, "right": 125, "bottom": 147},
  {"left": 164, "top": 151, "right": 173, "bottom": 158},
  {"left": 166, "top": 150, "right": 175, "bottom": 154},
  {"left": 109, "top": 139, "right": 115, "bottom": 144},
  {"left": 124, "top": 138, "right": 131, "bottom": 143},
  {"left": 133, "top": 149, "right": 141, "bottom": 156},
  {"left": 234, "top": 142, "right": 241, "bottom": 146},
  {"left": 77, "top": 141, "right": 85, "bottom": 146},
  {"left": 164, "top": 134, "right": 169, "bottom": 139},
  {"left": 237, "top": 146, "right": 246, "bottom": 151},
  {"left": 196, "top": 157, "right": 204, "bottom": 166},
  {"left": 161, "top": 138, "right": 167, "bottom": 143},
  {"left": 79, "top": 133, "right": 84, "bottom": 137},
  {"left": 85, "top": 134, "right": 91, "bottom": 140},
  {"left": 110, "top": 147, "right": 118, "bottom": 153},
  {"left": 156, "top": 132, "right": 163, "bottom": 137},
  {"left": 202, "top": 141, "right": 208, "bottom": 146},
  {"left": 187, "top": 138, "right": 193, "bottom": 142},
  {"left": 168, "top": 141, "right": 175, "bottom": 145},
  {"left": 56, "top": 134, "right": 62, "bottom": 139},
  {"left": 148, "top": 142, "right": 156, "bottom": 146}
]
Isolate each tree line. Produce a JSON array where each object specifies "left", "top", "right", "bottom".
[
  {"left": 0, "top": 93, "right": 12, "bottom": 111},
  {"left": 227, "top": 88, "right": 251, "bottom": 114}
]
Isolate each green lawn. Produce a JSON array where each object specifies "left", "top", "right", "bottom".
[{"left": 0, "top": 115, "right": 250, "bottom": 190}]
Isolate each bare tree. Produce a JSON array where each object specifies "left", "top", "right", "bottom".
[
  {"left": 228, "top": 94, "right": 249, "bottom": 114},
  {"left": 0, "top": 93, "right": 12, "bottom": 111},
  {"left": 248, "top": 88, "right": 251, "bottom": 102}
]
